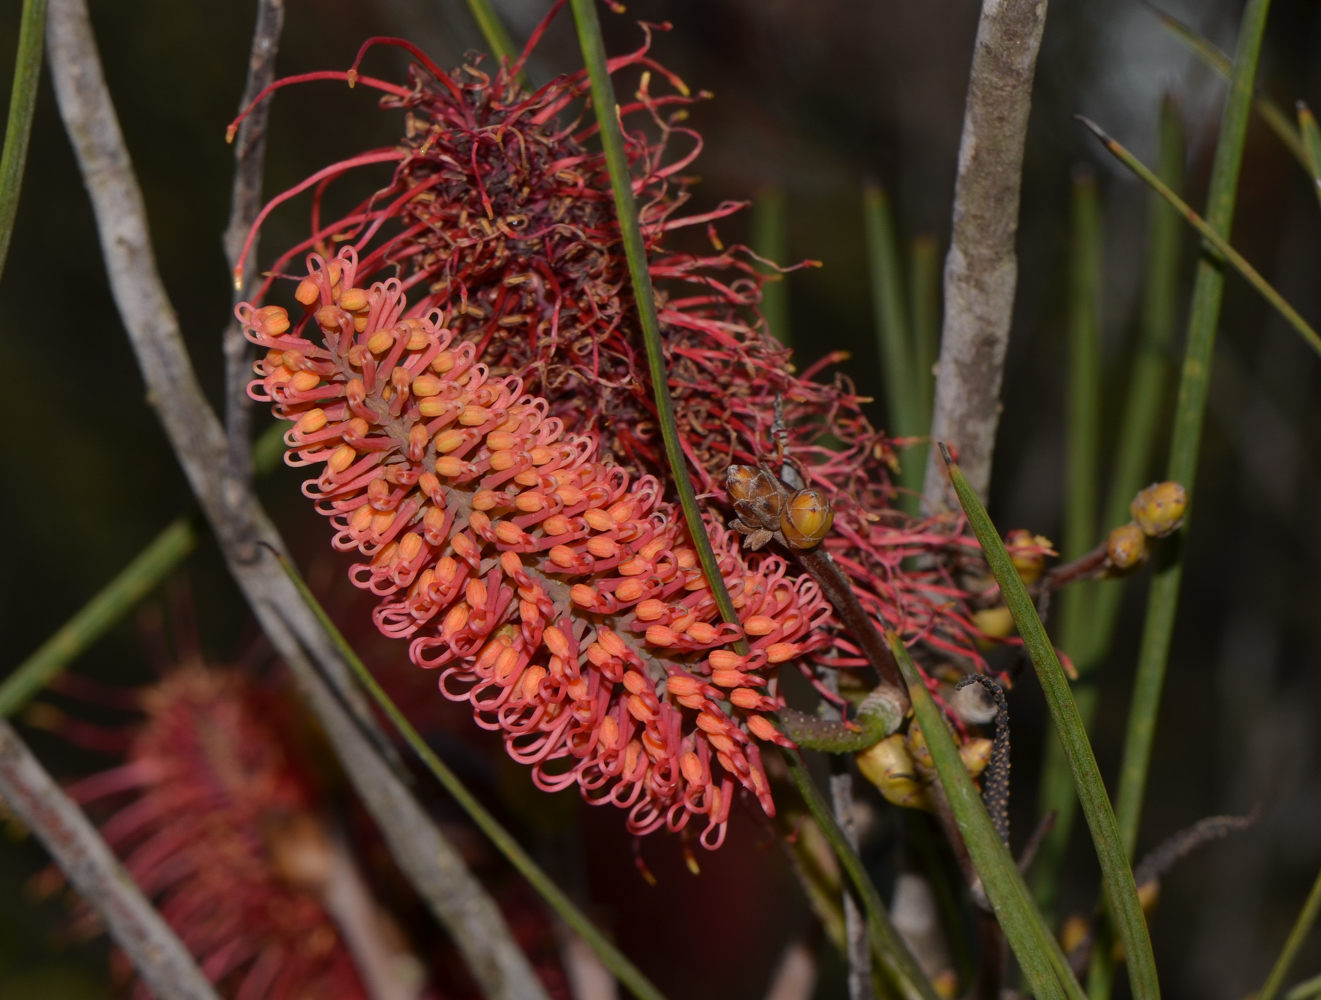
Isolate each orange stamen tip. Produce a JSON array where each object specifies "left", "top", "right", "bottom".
[
  {"left": 225, "top": 124, "right": 238, "bottom": 144},
  {"left": 346, "top": 69, "right": 358, "bottom": 88}
]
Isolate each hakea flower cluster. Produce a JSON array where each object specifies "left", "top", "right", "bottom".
[
  {"left": 243, "top": 248, "right": 835, "bottom": 848},
  {"left": 230, "top": 24, "right": 1000, "bottom": 685},
  {"left": 65, "top": 667, "right": 370, "bottom": 1000}
]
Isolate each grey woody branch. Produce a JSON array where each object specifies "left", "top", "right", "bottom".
[
  {"left": 45, "top": 2, "right": 549, "bottom": 998},
  {"left": 0, "top": 718, "right": 221, "bottom": 1000},
  {"left": 223, "top": 0, "right": 285, "bottom": 558},
  {"left": 922, "top": 0, "right": 1050, "bottom": 508}
]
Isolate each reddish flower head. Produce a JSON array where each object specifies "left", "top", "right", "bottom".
[{"left": 236, "top": 17, "right": 1003, "bottom": 846}]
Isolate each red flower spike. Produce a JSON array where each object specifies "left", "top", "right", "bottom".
[
  {"left": 237, "top": 28, "right": 1032, "bottom": 844},
  {"left": 66, "top": 668, "right": 370, "bottom": 1000},
  {"left": 242, "top": 251, "right": 831, "bottom": 847}
]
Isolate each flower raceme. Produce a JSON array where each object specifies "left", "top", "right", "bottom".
[
  {"left": 228, "top": 26, "right": 1002, "bottom": 687},
  {"left": 65, "top": 668, "right": 370, "bottom": 1000},
  {"left": 242, "top": 248, "right": 833, "bottom": 848}
]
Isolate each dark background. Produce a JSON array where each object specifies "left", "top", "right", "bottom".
[{"left": 1, "top": 0, "right": 1320, "bottom": 997}]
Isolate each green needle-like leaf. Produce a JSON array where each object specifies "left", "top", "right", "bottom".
[
  {"left": 1059, "top": 167, "right": 1103, "bottom": 662},
  {"left": 0, "top": 424, "right": 288, "bottom": 717},
  {"left": 941, "top": 449, "right": 1161, "bottom": 1000},
  {"left": 1259, "top": 864, "right": 1321, "bottom": 1000},
  {"left": 1078, "top": 115, "right": 1321, "bottom": 359},
  {"left": 274, "top": 553, "right": 671, "bottom": 1000},
  {"left": 1298, "top": 102, "right": 1321, "bottom": 214},
  {"left": 1147, "top": 3, "right": 1307, "bottom": 168},
  {"left": 0, "top": 517, "right": 198, "bottom": 717},
  {"left": 864, "top": 183, "right": 925, "bottom": 511},
  {"left": 464, "top": 0, "right": 522, "bottom": 73},
  {"left": 568, "top": 7, "right": 933, "bottom": 996},
  {"left": 751, "top": 187, "right": 792, "bottom": 346},
  {"left": 1034, "top": 101, "right": 1185, "bottom": 914},
  {"left": 0, "top": 0, "right": 49, "bottom": 281},
  {"left": 1092, "top": 4, "right": 1275, "bottom": 994},
  {"left": 888, "top": 634, "right": 1084, "bottom": 1000}
]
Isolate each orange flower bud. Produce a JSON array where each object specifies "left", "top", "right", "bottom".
[{"left": 746, "top": 715, "right": 780, "bottom": 742}]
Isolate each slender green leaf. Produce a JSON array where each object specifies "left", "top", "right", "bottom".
[
  {"left": 1034, "top": 102, "right": 1185, "bottom": 914},
  {"left": 751, "top": 187, "right": 792, "bottom": 346},
  {"left": 274, "top": 553, "right": 670, "bottom": 1000},
  {"left": 568, "top": 6, "right": 934, "bottom": 996},
  {"left": 888, "top": 634, "right": 1082, "bottom": 1000},
  {"left": 1285, "top": 972, "right": 1321, "bottom": 1000},
  {"left": 1114, "top": 0, "right": 1274, "bottom": 869},
  {"left": 865, "top": 183, "right": 927, "bottom": 514},
  {"left": 941, "top": 450, "right": 1161, "bottom": 1000},
  {"left": 781, "top": 748, "right": 939, "bottom": 1000},
  {"left": 1059, "top": 166, "right": 1103, "bottom": 657},
  {"left": 1298, "top": 102, "right": 1321, "bottom": 214},
  {"left": 464, "top": 0, "right": 520, "bottom": 65},
  {"left": 1260, "top": 864, "right": 1321, "bottom": 1000},
  {"left": 864, "top": 184, "right": 916, "bottom": 435},
  {"left": 568, "top": 0, "right": 741, "bottom": 636},
  {"left": 0, "top": 0, "right": 49, "bottom": 280},
  {"left": 0, "top": 517, "right": 198, "bottom": 717},
  {"left": 1148, "top": 4, "right": 1307, "bottom": 168},
  {"left": 0, "top": 424, "right": 287, "bottom": 716},
  {"left": 909, "top": 235, "right": 939, "bottom": 436},
  {"left": 1091, "top": 10, "right": 1275, "bottom": 994},
  {"left": 1079, "top": 116, "right": 1321, "bottom": 359}
]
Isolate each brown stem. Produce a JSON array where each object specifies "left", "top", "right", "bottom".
[
  {"left": 921, "top": 0, "right": 1050, "bottom": 509},
  {"left": 1043, "top": 540, "right": 1109, "bottom": 589},
  {"left": 0, "top": 718, "right": 220, "bottom": 1000},
  {"left": 45, "top": 3, "right": 548, "bottom": 997},
  {"left": 794, "top": 546, "right": 907, "bottom": 703}
]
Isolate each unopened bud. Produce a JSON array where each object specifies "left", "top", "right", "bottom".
[{"left": 1130, "top": 481, "right": 1187, "bottom": 538}]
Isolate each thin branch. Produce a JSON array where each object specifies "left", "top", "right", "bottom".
[
  {"left": 222, "top": 0, "right": 285, "bottom": 560},
  {"left": 921, "top": 0, "right": 1050, "bottom": 508},
  {"left": 45, "top": 3, "right": 548, "bottom": 997},
  {"left": 0, "top": 717, "right": 221, "bottom": 1000}
]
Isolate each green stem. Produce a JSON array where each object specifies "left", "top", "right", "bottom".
[
  {"left": 0, "top": 423, "right": 287, "bottom": 717},
  {"left": 782, "top": 749, "right": 939, "bottom": 1000},
  {"left": 864, "top": 183, "right": 924, "bottom": 512},
  {"left": 1298, "top": 103, "right": 1321, "bottom": 214},
  {"left": 1259, "top": 864, "right": 1321, "bottom": 1000},
  {"left": 464, "top": 0, "right": 521, "bottom": 66},
  {"left": 1091, "top": 8, "right": 1273, "bottom": 995},
  {"left": 1148, "top": 5, "right": 1307, "bottom": 169},
  {"left": 568, "top": 7, "right": 933, "bottom": 996},
  {"left": 0, "top": 0, "right": 49, "bottom": 280},
  {"left": 274, "top": 553, "right": 669, "bottom": 1000},
  {"left": 751, "top": 187, "right": 791, "bottom": 347},
  {"left": 0, "top": 517, "right": 198, "bottom": 717},
  {"left": 1059, "top": 166, "right": 1103, "bottom": 656},
  {"left": 942, "top": 450, "right": 1161, "bottom": 1000},
  {"left": 1285, "top": 973, "right": 1321, "bottom": 1000},
  {"left": 1033, "top": 100, "right": 1185, "bottom": 915},
  {"left": 1112, "top": 0, "right": 1273, "bottom": 868},
  {"left": 568, "top": 0, "right": 742, "bottom": 640},
  {"left": 889, "top": 635, "right": 1084, "bottom": 1000},
  {"left": 909, "top": 235, "right": 939, "bottom": 435},
  {"left": 1078, "top": 116, "right": 1321, "bottom": 358}
]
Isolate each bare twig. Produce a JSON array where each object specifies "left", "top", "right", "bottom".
[
  {"left": 222, "top": 0, "right": 285, "bottom": 560},
  {"left": 921, "top": 0, "right": 1050, "bottom": 507},
  {"left": 0, "top": 717, "right": 221, "bottom": 1000},
  {"left": 763, "top": 936, "right": 819, "bottom": 1000},
  {"left": 821, "top": 671, "right": 874, "bottom": 1000},
  {"left": 45, "top": 3, "right": 548, "bottom": 997}
]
